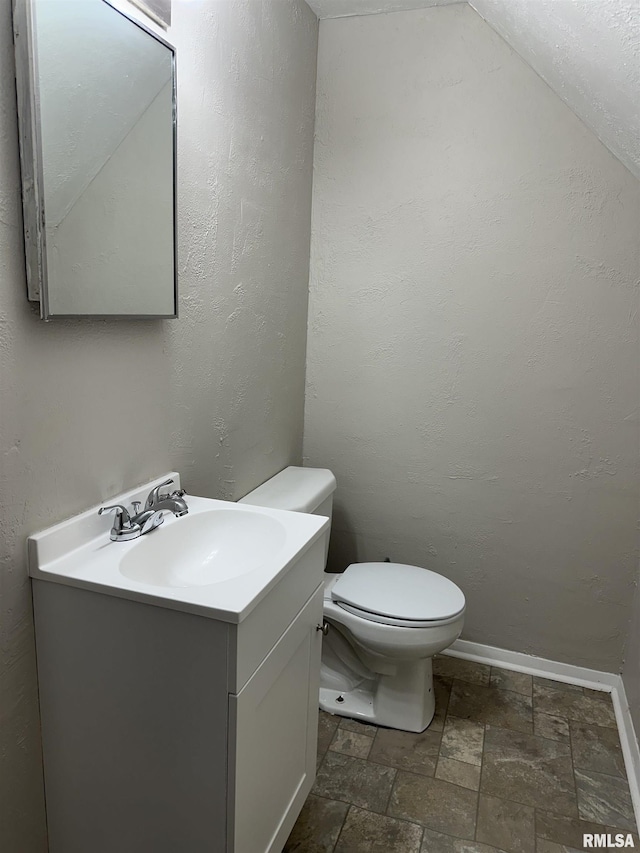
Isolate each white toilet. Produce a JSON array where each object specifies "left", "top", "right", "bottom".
[{"left": 240, "top": 466, "right": 465, "bottom": 733}]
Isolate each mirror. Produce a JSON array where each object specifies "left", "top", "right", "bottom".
[{"left": 13, "top": 0, "right": 177, "bottom": 319}]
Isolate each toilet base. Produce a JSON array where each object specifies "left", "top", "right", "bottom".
[
  {"left": 319, "top": 657, "right": 436, "bottom": 733},
  {"left": 320, "top": 685, "right": 375, "bottom": 723}
]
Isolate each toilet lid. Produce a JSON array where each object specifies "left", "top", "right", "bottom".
[{"left": 331, "top": 562, "right": 465, "bottom": 623}]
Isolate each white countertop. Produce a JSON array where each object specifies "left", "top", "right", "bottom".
[{"left": 28, "top": 473, "right": 329, "bottom": 623}]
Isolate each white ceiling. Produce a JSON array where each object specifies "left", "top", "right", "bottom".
[
  {"left": 305, "top": 0, "right": 640, "bottom": 181},
  {"left": 305, "top": 0, "right": 458, "bottom": 18}
]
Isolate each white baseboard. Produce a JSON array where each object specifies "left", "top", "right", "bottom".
[
  {"left": 442, "top": 639, "right": 640, "bottom": 832},
  {"left": 612, "top": 676, "right": 640, "bottom": 836},
  {"left": 445, "top": 639, "right": 619, "bottom": 690}
]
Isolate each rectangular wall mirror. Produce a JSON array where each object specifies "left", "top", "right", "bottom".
[{"left": 13, "top": 0, "right": 177, "bottom": 320}]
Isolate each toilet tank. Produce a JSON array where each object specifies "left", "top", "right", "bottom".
[{"left": 238, "top": 466, "right": 336, "bottom": 521}]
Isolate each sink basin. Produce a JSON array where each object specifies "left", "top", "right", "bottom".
[
  {"left": 28, "top": 473, "right": 329, "bottom": 623},
  {"left": 119, "top": 509, "right": 287, "bottom": 588}
]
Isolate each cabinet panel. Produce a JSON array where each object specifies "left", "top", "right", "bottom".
[
  {"left": 33, "top": 582, "right": 229, "bottom": 853},
  {"left": 229, "top": 586, "right": 323, "bottom": 853},
  {"left": 231, "top": 534, "right": 326, "bottom": 693}
]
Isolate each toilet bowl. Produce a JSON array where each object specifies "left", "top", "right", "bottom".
[{"left": 239, "top": 466, "right": 465, "bottom": 732}]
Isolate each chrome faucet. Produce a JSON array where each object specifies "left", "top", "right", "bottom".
[
  {"left": 98, "top": 504, "right": 143, "bottom": 542},
  {"left": 98, "top": 480, "right": 188, "bottom": 542},
  {"left": 143, "top": 478, "right": 189, "bottom": 517},
  {"left": 130, "top": 508, "right": 167, "bottom": 535}
]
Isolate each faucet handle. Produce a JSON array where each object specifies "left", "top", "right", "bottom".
[
  {"left": 145, "top": 478, "right": 175, "bottom": 510},
  {"left": 98, "top": 504, "right": 132, "bottom": 536},
  {"left": 98, "top": 504, "right": 141, "bottom": 541},
  {"left": 98, "top": 504, "right": 131, "bottom": 524}
]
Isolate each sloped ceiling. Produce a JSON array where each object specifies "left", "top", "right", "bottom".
[
  {"left": 305, "top": 0, "right": 640, "bottom": 181},
  {"left": 306, "top": 0, "right": 458, "bottom": 18},
  {"left": 470, "top": 0, "right": 640, "bottom": 181}
]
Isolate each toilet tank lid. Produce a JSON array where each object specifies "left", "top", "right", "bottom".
[
  {"left": 332, "top": 563, "right": 465, "bottom": 622},
  {"left": 238, "top": 466, "right": 336, "bottom": 513}
]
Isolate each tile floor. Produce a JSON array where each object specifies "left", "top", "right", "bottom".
[{"left": 284, "top": 656, "right": 638, "bottom": 853}]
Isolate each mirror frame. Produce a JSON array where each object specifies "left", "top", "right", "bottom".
[{"left": 12, "top": 0, "right": 178, "bottom": 320}]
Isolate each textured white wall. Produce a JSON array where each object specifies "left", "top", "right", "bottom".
[
  {"left": 622, "top": 568, "right": 640, "bottom": 733},
  {"left": 305, "top": 0, "right": 640, "bottom": 181},
  {"left": 305, "top": 4, "right": 640, "bottom": 671},
  {"left": 0, "top": 0, "right": 317, "bottom": 847},
  {"left": 470, "top": 0, "right": 640, "bottom": 181}
]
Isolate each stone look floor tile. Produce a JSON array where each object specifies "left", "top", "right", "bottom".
[
  {"left": 535, "top": 840, "right": 582, "bottom": 853},
  {"left": 421, "top": 830, "right": 506, "bottom": 853},
  {"left": 431, "top": 675, "right": 453, "bottom": 733},
  {"left": 449, "top": 681, "right": 534, "bottom": 735},
  {"left": 369, "top": 726, "right": 441, "bottom": 776},
  {"left": 475, "top": 793, "right": 535, "bottom": 853},
  {"left": 532, "top": 678, "right": 583, "bottom": 694},
  {"left": 291, "top": 667, "right": 636, "bottom": 852},
  {"left": 535, "top": 810, "right": 614, "bottom": 848},
  {"left": 434, "top": 655, "right": 491, "bottom": 686},
  {"left": 338, "top": 717, "right": 378, "bottom": 737},
  {"left": 334, "top": 806, "right": 424, "bottom": 852},
  {"left": 569, "top": 721, "right": 626, "bottom": 778},
  {"left": 313, "top": 751, "right": 396, "bottom": 813},
  {"left": 421, "top": 830, "right": 459, "bottom": 853},
  {"left": 440, "top": 716, "right": 485, "bottom": 766},
  {"left": 481, "top": 726, "right": 577, "bottom": 817},
  {"left": 533, "top": 684, "right": 616, "bottom": 728},
  {"left": 388, "top": 770, "right": 478, "bottom": 839},
  {"left": 574, "top": 768, "right": 636, "bottom": 831},
  {"left": 318, "top": 711, "right": 340, "bottom": 764},
  {"left": 490, "top": 668, "right": 532, "bottom": 696},
  {"left": 329, "top": 727, "right": 374, "bottom": 759},
  {"left": 435, "top": 757, "right": 481, "bottom": 791},
  {"left": 283, "top": 794, "right": 349, "bottom": 853},
  {"left": 582, "top": 687, "right": 615, "bottom": 704},
  {"left": 606, "top": 827, "right": 640, "bottom": 845},
  {"left": 533, "top": 712, "right": 569, "bottom": 743}
]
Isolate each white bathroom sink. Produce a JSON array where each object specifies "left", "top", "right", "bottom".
[
  {"left": 120, "top": 509, "right": 287, "bottom": 588},
  {"left": 27, "top": 473, "right": 329, "bottom": 623}
]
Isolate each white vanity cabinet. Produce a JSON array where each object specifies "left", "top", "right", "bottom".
[
  {"left": 230, "top": 587, "right": 323, "bottom": 853},
  {"left": 32, "top": 528, "right": 326, "bottom": 853}
]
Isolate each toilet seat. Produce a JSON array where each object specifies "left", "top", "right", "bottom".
[
  {"left": 323, "top": 593, "right": 465, "bottom": 662},
  {"left": 336, "top": 600, "right": 465, "bottom": 628},
  {"left": 331, "top": 562, "right": 465, "bottom": 626}
]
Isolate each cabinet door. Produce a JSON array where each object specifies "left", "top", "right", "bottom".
[{"left": 229, "top": 586, "right": 323, "bottom": 853}]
